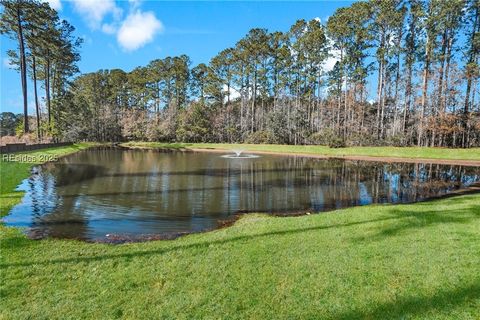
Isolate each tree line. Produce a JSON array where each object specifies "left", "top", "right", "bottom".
[
  {"left": 0, "top": 0, "right": 81, "bottom": 140},
  {"left": 2, "top": 0, "right": 479, "bottom": 147}
]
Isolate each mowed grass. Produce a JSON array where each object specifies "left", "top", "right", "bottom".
[
  {"left": 121, "top": 142, "right": 480, "bottom": 161},
  {"left": 1, "top": 142, "right": 480, "bottom": 319},
  {"left": 0, "top": 161, "right": 32, "bottom": 217},
  {"left": 1, "top": 195, "right": 480, "bottom": 319}
]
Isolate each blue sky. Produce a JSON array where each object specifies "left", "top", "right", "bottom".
[{"left": 1, "top": 0, "right": 354, "bottom": 114}]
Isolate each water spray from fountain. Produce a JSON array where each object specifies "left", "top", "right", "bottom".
[
  {"left": 221, "top": 149, "right": 260, "bottom": 159},
  {"left": 233, "top": 150, "right": 243, "bottom": 157}
]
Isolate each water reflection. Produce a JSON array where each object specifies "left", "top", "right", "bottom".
[{"left": 3, "top": 148, "right": 480, "bottom": 241}]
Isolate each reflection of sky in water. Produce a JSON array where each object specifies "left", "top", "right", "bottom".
[
  {"left": 358, "top": 183, "right": 371, "bottom": 205},
  {"left": 3, "top": 149, "right": 480, "bottom": 241},
  {"left": 6, "top": 173, "right": 59, "bottom": 227}
]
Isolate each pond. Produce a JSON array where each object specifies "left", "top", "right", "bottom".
[{"left": 3, "top": 148, "right": 480, "bottom": 242}]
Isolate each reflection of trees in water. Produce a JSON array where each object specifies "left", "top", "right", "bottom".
[
  {"left": 222, "top": 158, "right": 479, "bottom": 213},
  {"left": 43, "top": 163, "right": 106, "bottom": 186},
  {"left": 27, "top": 167, "right": 90, "bottom": 240},
  {"left": 49, "top": 154, "right": 479, "bottom": 216}
]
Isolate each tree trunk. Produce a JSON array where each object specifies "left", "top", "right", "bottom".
[
  {"left": 227, "top": 80, "right": 231, "bottom": 106},
  {"left": 431, "top": 30, "right": 449, "bottom": 147},
  {"left": 463, "top": 5, "right": 479, "bottom": 147},
  {"left": 403, "top": 8, "right": 417, "bottom": 136},
  {"left": 443, "top": 37, "right": 453, "bottom": 114},
  {"left": 393, "top": 54, "right": 401, "bottom": 136},
  {"left": 338, "top": 48, "right": 344, "bottom": 135},
  {"left": 45, "top": 58, "right": 51, "bottom": 127},
  {"left": 376, "top": 58, "right": 384, "bottom": 138},
  {"left": 251, "top": 67, "right": 257, "bottom": 133},
  {"left": 418, "top": 37, "right": 430, "bottom": 147},
  {"left": 343, "top": 76, "right": 348, "bottom": 139},
  {"left": 403, "top": 59, "right": 413, "bottom": 134},
  {"left": 32, "top": 56, "right": 41, "bottom": 140},
  {"left": 437, "top": 30, "right": 448, "bottom": 112},
  {"left": 16, "top": 5, "right": 28, "bottom": 133},
  {"left": 380, "top": 62, "right": 388, "bottom": 139},
  {"left": 393, "top": 26, "right": 402, "bottom": 136}
]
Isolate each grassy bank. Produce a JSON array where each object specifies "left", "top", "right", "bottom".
[
  {"left": 1, "top": 195, "right": 479, "bottom": 318},
  {"left": 121, "top": 142, "right": 480, "bottom": 161},
  {"left": 1, "top": 143, "right": 480, "bottom": 318}
]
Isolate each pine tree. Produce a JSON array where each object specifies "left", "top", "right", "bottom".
[{"left": 0, "top": 0, "right": 31, "bottom": 133}]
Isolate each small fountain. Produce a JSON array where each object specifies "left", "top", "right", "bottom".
[
  {"left": 221, "top": 149, "right": 260, "bottom": 159},
  {"left": 233, "top": 150, "right": 243, "bottom": 157}
]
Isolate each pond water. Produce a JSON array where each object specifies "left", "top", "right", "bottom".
[{"left": 3, "top": 148, "right": 480, "bottom": 242}]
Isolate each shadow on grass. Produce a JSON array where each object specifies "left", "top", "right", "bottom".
[
  {"left": 352, "top": 202, "right": 480, "bottom": 242},
  {"left": 3, "top": 199, "right": 480, "bottom": 268},
  {"left": 1, "top": 215, "right": 399, "bottom": 268},
  {"left": 333, "top": 282, "right": 480, "bottom": 319}
]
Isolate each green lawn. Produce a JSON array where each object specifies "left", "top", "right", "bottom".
[
  {"left": 121, "top": 142, "right": 480, "bottom": 161},
  {"left": 1, "top": 143, "right": 480, "bottom": 319}
]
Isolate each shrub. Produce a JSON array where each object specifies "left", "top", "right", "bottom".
[
  {"left": 345, "top": 132, "right": 378, "bottom": 147},
  {"left": 244, "top": 130, "right": 278, "bottom": 144},
  {"left": 328, "top": 136, "right": 346, "bottom": 148},
  {"left": 309, "top": 128, "right": 336, "bottom": 145},
  {"left": 384, "top": 134, "right": 408, "bottom": 147},
  {"left": 267, "top": 110, "right": 289, "bottom": 144},
  {"left": 310, "top": 129, "right": 346, "bottom": 148}
]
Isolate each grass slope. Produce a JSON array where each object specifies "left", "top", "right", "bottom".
[
  {"left": 121, "top": 142, "right": 480, "bottom": 161},
  {"left": 1, "top": 143, "right": 479, "bottom": 319},
  {"left": 1, "top": 196, "right": 480, "bottom": 319}
]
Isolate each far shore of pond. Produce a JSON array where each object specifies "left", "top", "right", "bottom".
[{"left": 120, "top": 142, "right": 480, "bottom": 167}]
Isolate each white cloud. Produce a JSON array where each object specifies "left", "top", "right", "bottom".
[
  {"left": 45, "top": 0, "right": 62, "bottom": 11},
  {"left": 102, "top": 23, "right": 117, "bottom": 35},
  {"left": 70, "top": 0, "right": 164, "bottom": 51},
  {"left": 322, "top": 49, "right": 340, "bottom": 73},
  {"left": 117, "top": 10, "right": 163, "bottom": 51},
  {"left": 71, "top": 0, "right": 121, "bottom": 29},
  {"left": 128, "top": 0, "right": 141, "bottom": 10},
  {"left": 322, "top": 35, "right": 341, "bottom": 73},
  {"left": 223, "top": 85, "right": 241, "bottom": 103}
]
